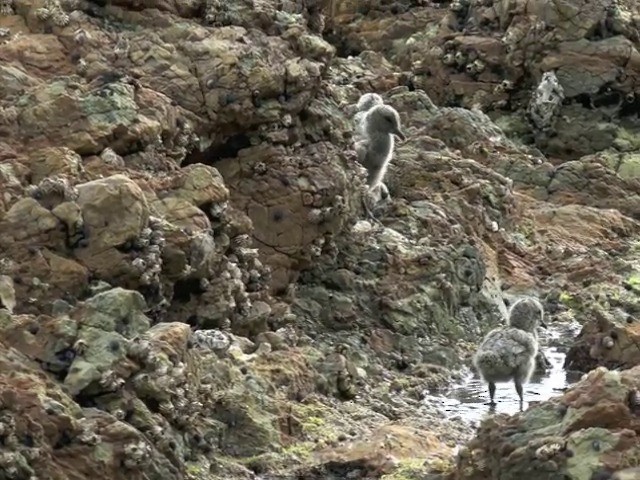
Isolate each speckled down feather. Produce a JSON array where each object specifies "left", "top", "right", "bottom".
[
  {"left": 353, "top": 93, "right": 384, "bottom": 140},
  {"left": 473, "top": 327, "right": 538, "bottom": 384}
]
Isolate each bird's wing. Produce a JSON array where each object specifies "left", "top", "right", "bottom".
[
  {"left": 353, "top": 113, "right": 367, "bottom": 141},
  {"left": 479, "top": 328, "right": 535, "bottom": 356},
  {"left": 503, "top": 329, "right": 537, "bottom": 356}
]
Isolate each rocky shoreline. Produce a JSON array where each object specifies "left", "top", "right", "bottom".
[{"left": 1, "top": 0, "right": 640, "bottom": 478}]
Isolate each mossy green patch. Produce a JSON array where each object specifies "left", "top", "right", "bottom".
[
  {"left": 282, "top": 441, "right": 315, "bottom": 461},
  {"left": 558, "top": 291, "right": 580, "bottom": 310},
  {"left": 185, "top": 464, "right": 202, "bottom": 475},
  {"left": 290, "top": 401, "right": 338, "bottom": 441},
  {"left": 381, "top": 458, "right": 428, "bottom": 480},
  {"left": 92, "top": 443, "right": 115, "bottom": 465},
  {"left": 380, "top": 455, "right": 456, "bottom": 479},
  {"left": 565, "top": 427, "right": 618, "bottom": 479},
  {"left": 613, "top": 128, "right": 640, "bottom": 153},
  {"left": 625, "top": 273, "right": 640, "bottom": 293},
  {"left": 616, "top": 155, "right": 640, "bottom": 180}
]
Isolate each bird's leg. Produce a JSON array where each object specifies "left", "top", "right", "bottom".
[
  {"left": 361, "top": 186, "right": 384, "bottom": 226},
  {"left": 361, "top": 196, "right": 383, "bottom": 225},
  {"left": 515, "top": 379, "right": 524, "bottom": 411},
  {"left": 486, "top": 381, "right": 497, "bottom": 407}
]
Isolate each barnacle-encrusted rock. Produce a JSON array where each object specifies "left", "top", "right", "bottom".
[
  {"left": 2, "top": 0, "right": 640, "bottom": 478},
  {"left": 35, "top": 0, "right": 69, "bottom": 27},
  {"left": 26, "top": 175, "right": 78, "bottom": 210},
  {"left": 215, "top": 140, "right": 361, "bottom": 292},
  {"left": 0, "top": 0, "right": 14, "bottom": 16},
  {"left": 528, "top": 71, "right": 565, "bottom": 132},
  {"left": 452, "top": 366, "right": 640, "bottom": 480}
]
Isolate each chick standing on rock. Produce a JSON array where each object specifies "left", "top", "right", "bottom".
[
  {"left": 355, "top": 104, "right": 406, "bottom": 192},
  {"left": 353, "top": 93, "right": 384, "bottom": 139},
  {"left": 473, "top": 296, "right": 547, "bottom": 409}
]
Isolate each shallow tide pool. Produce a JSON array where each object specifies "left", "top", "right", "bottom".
[{"left": 425, "top": 321, "right": 583, "bottom": 426}]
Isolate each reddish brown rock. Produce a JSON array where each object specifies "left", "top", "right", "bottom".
[{"left": 565, "top": 307, "right": 640, "bottom": 373}]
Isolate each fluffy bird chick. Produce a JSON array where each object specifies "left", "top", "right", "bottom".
[
  {"left": 473, "top": 296, "right": 547, "bottom": 408},
  {"left": 356, "top": 104, "right": 406, "bottom": 191},
  {"left": 356, "top": 93, "right": 384, "bottom": 112},
  {"left": 353, "top": 93, "right": 385, "bottom": 139}
]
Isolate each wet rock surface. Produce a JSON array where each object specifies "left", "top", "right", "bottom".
[{"left": 0, "top": 0, "right": 639, "bottom": 478}]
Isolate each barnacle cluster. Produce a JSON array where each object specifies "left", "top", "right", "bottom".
[
  {"left": 123, "top": 440, "right": 153, "bottom": 469},
  {"left": 35, "top": 0, "right": 70, "bottom": 27},
  {"left": 192, "top": 329, "right": 231, "bottom": 353},
  {"left": 494, "top": 79, "right": 515, "bottom": 94},
  {"left": 0, "top": 452, "right": 35, "bottom": 480},
  {"left": 204, "top": 0, "right": 241, "bottom": 26},
  {"left": 100, "top": 147, "right": 125, "bottom": 167},
  {"left": 528, "top": 71, "right": 565, "bottom": 132},
  {"left": 130, "top": 344, "right": 209, "bottom": 435},
  {"left": 227, "top": 234, "right": 270, "bottom": 294},
  {"left": 219, "top": 256, "right": 252, "bottom": 316},
  {"left": 0, "top": 413, "right": 37, "bottom": 480},
  {"left": 449, "top": 0, "right": 469, "bottom": 14},
  {"left": 130, "top": 216, "right": 166, "bottom": 296},
  {"left": 167, "top": 118, "right": 200, "bottom": 164},
  {"left": 26, "top": 175, "right": 79, "bottom": 209},
  {"left": 73, "top": 27, "right": 90, "bottom": 44},
  {"left": 441, "top": 42, "right": 486, "bottom": 79},
  {"left": 0, "top": 0, "right": 13, "bottom": 16},
  {"left": 308, "top": 194, "right": 346, "bottom": 225},
  {"left": 75, "top": 58, "right": 88, "bottom": 76}
]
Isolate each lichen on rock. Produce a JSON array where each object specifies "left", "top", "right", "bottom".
[{"left": 1, "top": 0, "right": 640, "bottom": 477}]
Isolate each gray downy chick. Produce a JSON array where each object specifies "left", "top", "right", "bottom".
[
  {"left": 473, "top": 296, "right": 547, "bottom": 408},
  {"left": 353, "top": 93, "right": 385, "bottom": 139},
  {"left": 355, "top": 104, "right": 406, "bottom": 191}
]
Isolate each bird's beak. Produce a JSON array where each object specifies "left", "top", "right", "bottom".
[{"left": 394, "top": 129, "right": 406, "bottom": 142}]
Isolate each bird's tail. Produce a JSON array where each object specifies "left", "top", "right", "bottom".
[{"left": 473, "top": 349, "right": 500, "bottom": 380}]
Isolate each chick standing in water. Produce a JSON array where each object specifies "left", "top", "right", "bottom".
[{"left": 473, "top": 297, "right": 547, "bottom": 409}]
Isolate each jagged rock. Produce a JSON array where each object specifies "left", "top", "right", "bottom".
[
  {"left": 0, "top": 197, "right": 60, "bottom": 243},
  {"left": 76, "top": 174, "right": 149, "bottom": 252},
  {"left": 0, "top": 340, "right": 179, "bottom": 480},
  {"left": 164, "top": 163, "right": 229, "bottom": 208},
  {"left": 16, "top": 79, "right": 162, "bottom": 155},
  {"left": 300, "top": 423, "right": 455, "bottom": 478}
]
